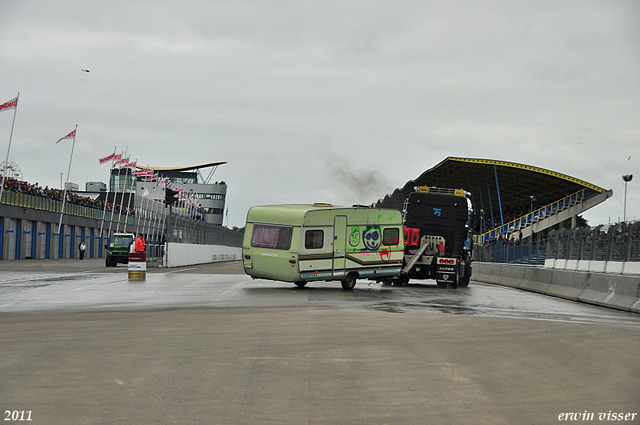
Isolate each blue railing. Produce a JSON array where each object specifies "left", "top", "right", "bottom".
[{"left": 478, "top": 188, "right": 597, "bottom": 244}]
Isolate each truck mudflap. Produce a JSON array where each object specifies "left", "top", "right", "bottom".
[{"left": 435, "top": 257, "right": 458, "bottom": 286}]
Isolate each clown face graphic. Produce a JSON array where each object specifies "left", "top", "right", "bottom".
[{"left": 363, "top": 226, "right": 381, "bottom": 251}]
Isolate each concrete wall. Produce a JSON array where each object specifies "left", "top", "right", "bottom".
[
  {"left": 164, "top": 242, "right": 241, "bottom": 268},
  {"left": 473, "top": 262, "right": 640, "bottom": 314}
]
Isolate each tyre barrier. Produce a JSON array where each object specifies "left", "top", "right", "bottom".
[{"left": 473, "top": 262, "right": 640, "bottom": 314}]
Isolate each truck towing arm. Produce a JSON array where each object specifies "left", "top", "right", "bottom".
[{"left": 401, "top": 235, "right": 443, "bottom": 275}]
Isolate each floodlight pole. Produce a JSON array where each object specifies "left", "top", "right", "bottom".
[{"left": 622, "top": 174, "right": 633, "bottom": 223}]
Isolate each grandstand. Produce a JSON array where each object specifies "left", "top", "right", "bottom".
[{"left": 374, "top": 157, "right": 613, "bottom": 243}]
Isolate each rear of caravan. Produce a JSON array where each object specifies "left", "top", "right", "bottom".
[
  {"left": 242, "top": 205, "right": 306, "bottom": 283},
  {"left": 242, "top": 204, "right": 404, "bottom": 289}
]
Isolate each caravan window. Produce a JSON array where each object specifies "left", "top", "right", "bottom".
[
  {"left": 305, "top": 230, "right": 324, "bottom": 249},
  {"left": 382, "top": 228, "right": 400, "bottom": 246},
  {"left": 251, "top": 224, "right": 293, "bottom": 250}
]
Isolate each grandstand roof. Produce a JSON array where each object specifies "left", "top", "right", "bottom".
[
  {"left": 137, "top": 161, "right": 226, "bottom": 172},
  {"left": 375, "top": 157, "right": 609, "bottom": 213}
]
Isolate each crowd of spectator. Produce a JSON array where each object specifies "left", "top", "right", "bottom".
[{"left": 1, "top": 176, "right": 135, "bottom": 216}]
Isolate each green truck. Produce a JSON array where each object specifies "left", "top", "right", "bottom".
[
  {"left": 105, "top": 232, "right": 134, "bottom": 267},
  {"left": 242, "top": 204, "right": 405, "bottom": 290}
]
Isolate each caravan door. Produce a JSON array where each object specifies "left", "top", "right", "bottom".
[{"left": 332, "top": 215, "right": 347, "bottom": 278}]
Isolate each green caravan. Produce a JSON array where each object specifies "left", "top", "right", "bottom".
[{"left": 242, "top": 204, "right": 405, "bottom": 290}]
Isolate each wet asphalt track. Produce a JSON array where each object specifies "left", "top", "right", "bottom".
[
  {"left": 1, "top": 259, "right": 639, "bottom": 424},
  {"left": 1, "top": 259, "right": 639, "bottom": 329}
]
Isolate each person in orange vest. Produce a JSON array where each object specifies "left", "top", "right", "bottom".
[{"left": 134, "top": 235, "right": 146, "bottom": 253}]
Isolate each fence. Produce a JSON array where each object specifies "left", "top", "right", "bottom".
[
  {"left": 546, "top": 221, "right": 640, "bottom": 262},
  {"left": 474, "top": 239, "right": 546, "bottom": 265},
  {"left": 165, "top": 213, "right": 243, "bottom": 247},
  {"left": 1, "top": 188, "right": 243, "bottom": 260},
  {"left": 475, "top": 221, "right": 640, "bottom": 265}
]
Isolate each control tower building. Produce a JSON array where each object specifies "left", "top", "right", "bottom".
[{"left": 131, "top": 161, "right": 228, "bottom": 225}]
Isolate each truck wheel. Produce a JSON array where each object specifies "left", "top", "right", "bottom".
[
  {"left": 451, "top": 274, "right": 459, "bottom": 289},
  {"left": 294, "top": 282, "right": 307, "bottom": 288},
  {"left": 105, "top": 257, "right": 112, "bottom": 267},
  {"left": 458, "top": 260, "right": 471, "bottom": 288},
  {"left": 393, "top": 276, "right": 409, "bottom": 286},
  {"left": 341, "top": 273, "right": 357, "bottom": 290}
]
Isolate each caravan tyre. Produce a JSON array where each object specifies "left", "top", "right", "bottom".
[{"left": 341, "top": 273, "right": 357, "bottom": 290}]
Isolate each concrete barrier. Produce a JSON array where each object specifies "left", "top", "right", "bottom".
[
  {"left": 589, "top": 261, "right": 606, "bottom": 274},
  {"left": 473, "top": 262, "right": 640, "bottom": 314},
  {"left": 623, "top": 262, "right": 640, "bottom": 276},
  {"left": 565, "top": 259, "right": 578, "bottom": 271},
  {"left": 494, "top": 265, "right": 525, "bottom": 288},
  {"left": 605, "top": 261, "right": 624, "bottom": 275},
  {"left": 544, "top": 269, "right": 587, "bottom": 301},
  {"left": 544, "top": 258, "right": 639, "bottom": 276},
  {"left": 520, "top": 267, "right": 552, "bottom": 294},
  {"left": 579, "top": 273, "right": 640, "bottom": 312},
  {"left": 576, "top": 260, "right": 590, "bottom": 272},
  {"left": 164, "top": 243, "right": 242, "bottom": 268}
]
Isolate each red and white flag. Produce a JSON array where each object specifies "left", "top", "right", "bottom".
[
  {"left": 56, "top": 129, "right": 76, "bottom": 144},
  {"left": 98, "top": 153, "right": 116, "bottom": 164},
  {"left": 0, "top": 96, "right": 18, "bottom": 112},
  {"left": 155, "top": 177, "right": 167, "bottom": 189},
  {"left": 114, "top": 157, "right": 130, "bottom": 166}
]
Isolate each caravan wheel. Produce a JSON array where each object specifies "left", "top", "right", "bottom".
[{"left": 341, "top": 273, "right": 357, "bottom": 290}]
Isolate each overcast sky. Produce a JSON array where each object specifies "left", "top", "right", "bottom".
[{"left": 1, "top": 1, "right": 639, "bottom": 228}]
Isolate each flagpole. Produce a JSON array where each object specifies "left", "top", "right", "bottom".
[
  {"left": 57, "top": 125, "right": 77, "bottom": 234},
  {"left": 135, "top": 168, "right": 143, "bottom": 235},
  {"left": 99, "top": 147, "right": 117, "bottom": 250},
  {"left": 0, "top": 92, "right": 19, "bottom": 205},
  {"left": 140, "top": 166, "right": 152, "bottom": 236},
  {"left": 149, "top": 177, "right": 166, "bottom": 256},
  {"left": 144, "top": 175, "right": 157, "bottom": 239},
  {"left": 123, "top": 158, "right": 138, "bottom": 233},
  {"left": 151, "top": 186, "right": 162, "bottom": 255},
  {"left": 115, "top": 152, "right": 129, "bottom": 233},
  {"left": 106, "top": 151, "right": 123, "bottom": 239}
]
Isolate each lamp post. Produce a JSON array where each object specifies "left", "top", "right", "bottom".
[
  {"left": 623, "top": 174, "right": 633, "bottom": 223},
  {"left": 529, "top": 195, "right": 536, "bottom": 213}
]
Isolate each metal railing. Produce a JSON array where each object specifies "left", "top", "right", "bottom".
[
  {"left": 165, "top": 213, "right": 243, "bottom": 247},
  {"left": 547, "top": 221, "right": 640, "bottom": 262},
  {"left": 477, "top": 188, "right": 597, "bottom": 244},
  {"left": 474, "top": 239, "right": 547, "bottom": 265},
  {"left": 475, "top": 221, "right": 640, "bottom": 265},
  {"left": 1, "top": 188, "right": 137, "bottom": 225}
]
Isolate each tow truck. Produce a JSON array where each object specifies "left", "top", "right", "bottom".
[{"left": 394, "top": 187, "right": 474, "bottom": 288}]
